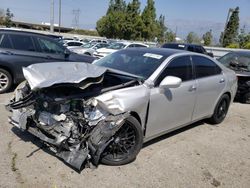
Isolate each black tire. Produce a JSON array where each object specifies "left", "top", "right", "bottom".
[
  {"left": 101, "top": 116, "right": 143, "bottom": 166},
  {"left": 208, "top": 94, "right": 230, "bottom": 124},
  {"left": 242, "top": 92, "right": 250, "bottom": 104},
  {"left": 0, "top": 68, "right": 12, "bottom": 94}
]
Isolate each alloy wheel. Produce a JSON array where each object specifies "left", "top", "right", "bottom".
[{"left": 0, "top": 72, "right": 9, "bottom": 92}]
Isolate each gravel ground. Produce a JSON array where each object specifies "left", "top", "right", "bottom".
[{"left": 0, "top": 92, "right": 250, "bottom": 188}]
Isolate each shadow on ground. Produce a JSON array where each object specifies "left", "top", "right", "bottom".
[{"left": 143, "top": 120, "right": 206, "bottom": 148}]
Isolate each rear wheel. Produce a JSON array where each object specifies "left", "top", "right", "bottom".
[
  {"left": 101, "top": 116, "right": 143, "bottom": 166},
  {"left": 0, "top": 68, "right": 12, "bottom": 94},
  {"left": 208, "top": 94, "right": 230, "bottom": 124}
]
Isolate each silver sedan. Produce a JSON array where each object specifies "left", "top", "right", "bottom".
[{"left": 7, "top": 48, "right": 237, "bottom": 170}]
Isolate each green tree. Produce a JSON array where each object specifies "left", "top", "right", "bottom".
[
  {"left": 0, "top": 9, "right": 5, "bottom": 25},
  {"left": 156, "top": 14, "right": 167, "bottom": 43},
  {"left": 165, "top": 30, "right": 176, "bottom": 43},
  {"left": 186, "top": 32, "right": 200, "bottom": 44},
  {"left": 237, "top": 27, "right": 250, "bottom": 49},
  {"left": 96, "top": 0, "right": 126, "bottom": 39},
  {"left": 141, "top": 0, "right": 157, "bottom": 40},
  {"left": 123, "top": 0, "right": 142, "bottom": 40},
  {"left": 202, "top": 30, "right": 213, "bottom": 46},
  {"left": 96, "top": 0, "right": 167, "bottom": 41},
  {"left": 107, "top": 0, "right": 126, "bottom": 14},
  {"left": 222, "top": 7, "right": 240, "bottom": 47},
  {"left": 4, "top": 8, "right": 14, "bottom": 27}
]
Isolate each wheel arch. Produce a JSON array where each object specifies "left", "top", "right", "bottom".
[
  {"left": 130, "top": 111, "right": 142, "bottom": 125},
  {"left": 223, "top": 91, "right": 231, "bottom": 102}
]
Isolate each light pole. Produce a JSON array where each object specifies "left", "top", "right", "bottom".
[
  {"left": 50, "top": 0, "right": 54, "bottom": 33},
  {"left": 59, "top": 0, "right": 61, "bottom": 34}
]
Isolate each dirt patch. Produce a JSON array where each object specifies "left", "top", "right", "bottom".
[{"left": 7, "top": 141, "right": 25, "bottom": 184}]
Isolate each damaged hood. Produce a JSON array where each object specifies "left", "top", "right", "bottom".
[
  {"left": 23, "top": 62, "right": 107, "bottom": 90},
  {"left": 23, "top": 62, "right": 142, "bottom": 91}
]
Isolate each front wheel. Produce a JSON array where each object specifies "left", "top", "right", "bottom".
[
  {"left": 208, "top": 94, "right": 230, "bottom": 124},
  {"left": 101, "top": 116, "right": 143, "bottom": 166}
]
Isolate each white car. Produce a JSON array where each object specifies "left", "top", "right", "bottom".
[
  {"left": 93, "top": 42, "right": 148, "bottom": 58},
  {"left": 64, "top": 41, "right": 85, "bottom": 47},
  {"left": 68, "top": 43, "right": 110, "bottom": 56}
]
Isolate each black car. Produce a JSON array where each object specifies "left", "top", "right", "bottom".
[
  {"left": 0, "top": 29, "right": 96, "bottom": 93},
  {"left": 161, "top": 43, "right": 214, "bottom": 57},
  {"left": 218, "top": 51, "right": 250, "bottom": 103}
]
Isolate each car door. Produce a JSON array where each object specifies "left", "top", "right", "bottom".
[
  {"left": 191, "top": 55, "right": 225, "bottom": 120},
  {"left": 0, "top": 33, "right": 53, "bottom": 82},
  {"left": 33, "top": 36, "right": 67, "bottom": 62},
  {"left": 146, "top": 55, "right": 197, "bottom": 139}
]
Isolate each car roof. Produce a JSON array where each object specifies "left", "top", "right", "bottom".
[
  {"left": 163, "top": 43, "right": 203, "bottom": 47},
  {"left": 0, "top": 28, "right": 60, "bottom": 38},
  {"left": 120, "top": 47, "right": 186, "bottom": 57}
]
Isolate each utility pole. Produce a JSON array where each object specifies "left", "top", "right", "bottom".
[
  {"left": 50, "top": 0, "right": 54, "bottom": 33},
  {"left": 59, "top": 0, "right": 61, "bottom": 33},
  {"left": 72, "top": 9, "right": 80, "bottom": 30}
]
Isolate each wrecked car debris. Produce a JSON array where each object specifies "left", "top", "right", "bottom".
[
  {"left": 7, "top": 63, "right": 143, "bottom": 170},
  {"left": 7, "top": 48, "right": 237, "bottom": 171}
]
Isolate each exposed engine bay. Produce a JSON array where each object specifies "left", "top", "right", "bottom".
[{"left": 7, "top": 71, "right": 142, "bottom": 170}]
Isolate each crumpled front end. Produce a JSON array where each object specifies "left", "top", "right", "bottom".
[{"left": 7, "top": 73, "right": 144, "bottom": 170}]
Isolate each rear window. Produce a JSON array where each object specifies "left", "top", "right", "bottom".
[
  {"left": 9, "top": 34, "right": 35, "bottom": 51},
  {"left": 162, "top": 43, "right": 185, "bottom": 50}
]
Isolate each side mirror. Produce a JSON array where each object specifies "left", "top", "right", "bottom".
[{"left": 159, "top": 76, "right": 182, "bottom": 89}]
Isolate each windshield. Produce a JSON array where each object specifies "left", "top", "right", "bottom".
[
  {"left": 218, "top": 52, "right": 250, "bottom": 72},
  {"left": 94, "top": 50, "right": 167, "bottom": 79},
  {"left": 82, "top": 43, "right": 96, "bottom": 48},
  {"left": 107, "top": 43, "right": 126, "bottom": 50}
]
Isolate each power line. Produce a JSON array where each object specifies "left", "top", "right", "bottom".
[{"left": 72, "top": 9, "right": 80, "bottom": 30}]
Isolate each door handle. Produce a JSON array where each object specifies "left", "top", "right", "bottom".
[
  {"left": 219, "top": 78, "right": 225, "bottom": 83},
  {"left": 189, "top": 85, "right": 197, "bottom": 91}
]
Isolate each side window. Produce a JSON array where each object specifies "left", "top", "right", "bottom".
[
  {"left": 9, "top": 34, "right": 35, "bottom": 51},
  {"left": 134, "top": 44, "right": 145, "bottom": 48},
  {"left": 187, "top": 45, "right": 194, "bottom": 52},
  {"left": 156, "top": 56, "right": 193, "bottom": 86},
  {"left": 194, "top": 46, "right": 204, "bottom": 53},
  {"left": 36, "top": 37, "right": 64, "bottom": 54},
  {"left": 0, "top": 34, "right": 12, "bottom": 49},
  {"left": 192, "top": 56, "right": 222, "bottom": 78},
  {"left": 127, "top": 44, "right": 135, "bottom": 48}
]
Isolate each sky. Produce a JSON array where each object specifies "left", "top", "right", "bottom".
[{"left": 0, "top": 0, "right": 250, "bottom": 40}]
